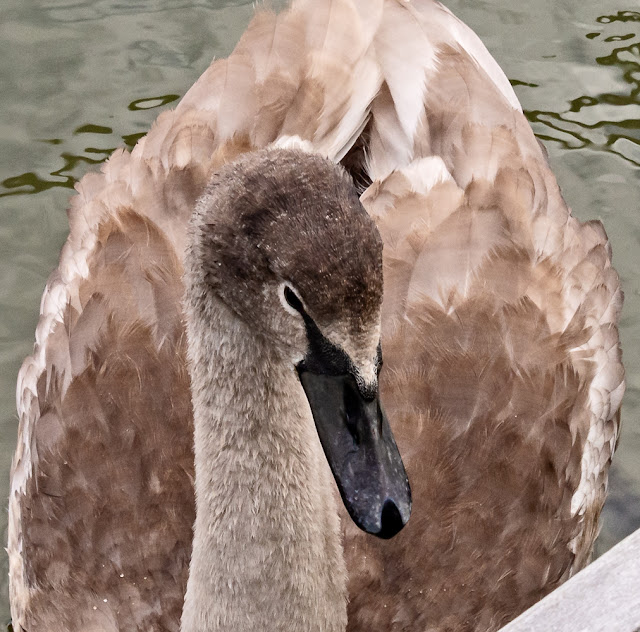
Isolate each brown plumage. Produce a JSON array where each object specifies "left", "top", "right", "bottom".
[{"left": 9, "top": 0, "right": 624, "bottom": 631}]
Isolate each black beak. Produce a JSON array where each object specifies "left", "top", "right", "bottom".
[{"left": 298, "top": 370, "right": 411, "bottom": 539}]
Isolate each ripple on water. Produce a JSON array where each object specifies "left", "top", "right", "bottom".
[
  {"left": 522, "top": 11, "right": 640, "bottom": 167},
  {"left": 0, "top": 95, "right": 179, "bottom": 198}
]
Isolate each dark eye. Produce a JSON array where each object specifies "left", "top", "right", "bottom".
[
  {"left": 284, "top": 285, "right": 304, "bottom": 313},
  {"left": 376, "top": 342, "right": 383, "bottom": 375}
]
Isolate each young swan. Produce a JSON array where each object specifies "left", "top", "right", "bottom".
[{"left": 181, "top": 148, "right": 411, "bottom": 632}]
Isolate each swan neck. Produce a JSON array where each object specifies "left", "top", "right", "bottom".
[{"left": 181, "top": 301, "right": 347, "bottom": 632}]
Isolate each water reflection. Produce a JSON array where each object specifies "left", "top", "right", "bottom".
[
  {"left": 43, "top": 0, "right": 255, "bottom": 23},
  {"left": 0, "top": 94, "right": 179, "bottom": 198},
  {"left": 597, "top": 10, "right": 640, "bottom": 24},
  {"left": 2, "top": 12, "right": 639, "bottom": 203},
  {"left": 129, "top": 94, "right": 180, "bottom": 110},
  {"left": 523, "top": 10, "right": 640, "bottom": 167}
]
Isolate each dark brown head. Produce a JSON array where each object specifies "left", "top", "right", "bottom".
[
  {"left": 185, "top": 147, "right": 411, "bottom": 538},
  {"left": 188, "top": 149, "right": 382, "bottom": 349}
]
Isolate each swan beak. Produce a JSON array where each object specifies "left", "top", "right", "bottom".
[{"left": 297, "top": 371, "right": 412, "bottom": 539}]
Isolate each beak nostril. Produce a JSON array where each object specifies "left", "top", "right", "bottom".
[{"left": 377, "top": 499, "right": 406, "bottom": 539}]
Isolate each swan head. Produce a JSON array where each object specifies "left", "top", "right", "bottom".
[{"left": 186, "top": 147, "right": 411, "bottom": 539}]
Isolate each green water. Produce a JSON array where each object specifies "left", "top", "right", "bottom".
[{"left": 0, "top": 0, "right": 638, "bottom": 623}]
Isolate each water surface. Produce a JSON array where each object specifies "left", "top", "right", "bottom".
[{"left": 1, "top": 0, "right": 638, "bottom": 623}]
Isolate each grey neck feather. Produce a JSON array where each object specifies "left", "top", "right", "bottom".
[{"left": 181, "top": 296, "right": 348, "bottom": 632}]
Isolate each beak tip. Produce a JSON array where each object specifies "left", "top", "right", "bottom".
[{"left": 373, "top": 498, "right": 411, "bottom": 540}]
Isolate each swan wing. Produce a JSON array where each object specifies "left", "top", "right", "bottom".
[{"left": 341, "top": 1, "right": 624, "bottom": 629}]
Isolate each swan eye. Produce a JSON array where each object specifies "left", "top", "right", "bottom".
[{"left": 283, "top": 285, "right": 304, "bottom": 314}]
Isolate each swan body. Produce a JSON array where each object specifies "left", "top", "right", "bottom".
[{"left": 9, "top": 0, "right": 624, "bottom": 631}]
